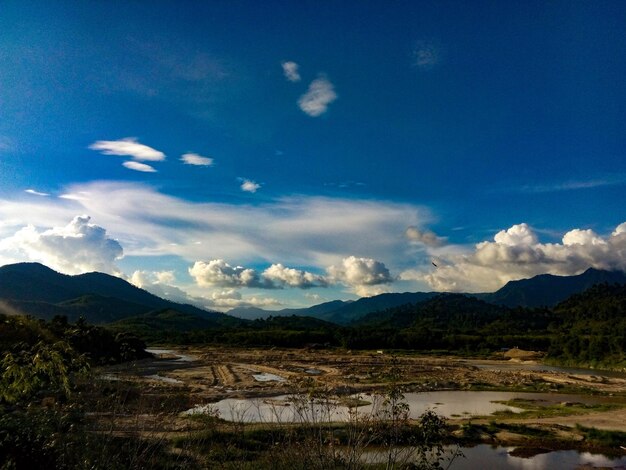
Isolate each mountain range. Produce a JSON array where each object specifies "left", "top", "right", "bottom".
[
  {"left": 228, "top": 268, "right": 626, "bottom": 324},
  {"left": 1, "top": 262, "right": 625, "bottom": 328}
]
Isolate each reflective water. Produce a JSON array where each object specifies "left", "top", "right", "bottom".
[
  {"left": 253, "top": 373, "right": 286, "bottom": 382},
  {"left": 358, "top": 445, "right": 626, "bottom": 469},
  {"left": 146, "top": 374, "right": 183, "bottom": 384},
  {"left": 450, "top": 445, "right": 626, "bottom": 469},
  {"left": 145, "top": 348, "right": 196, "bottom": 362},
  {"left": 184, "top": 390, "right": 623, "bottom": 423}
]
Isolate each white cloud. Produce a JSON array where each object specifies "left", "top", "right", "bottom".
[
  {"left": 189, "top": 259, "right": 271, "bottom": 289},
  {"left": 25, "top": 189, "right": 49, "bottom": 197},
  {"left": 412, "top": 222, "right": 626, "bottom": 293},
  {"left": 327, "top": 256, "right": 393, "bottom": 296},
  {"left": 405, "top": 226, "right": 445, "bottom": 247},
  {"left": 413, "top": 40, "right": 440, "bottom": 69},
  {"left": 130, "top": 269, "right": 176, "bottom": 288},
  {"left": 613, "top": 222, "right": 626, "bottom": 237},
  {"left": 189, "top": 259, "right": 325, "bottom": 290},
  {"left": 122, "top": 161, "right": 157, "bottom": 172},
  {"left": 59, "top": 191, "right": 89, "bottom": 201},
  {"left": 203, "top": 288, "right": 280, "bottom": 310},
  {"left": 89, "top": 137, "right": 166, "bottom": 161},
  {"left": 155, "top": 270, "right": 176, "bottom": 284},
  {"left": 0, "top": 215, "right": 123, "bottom": 275},
  {"left": 181, "top": 153, "right": 214, "bottom": 166},
  {"left": 262, "top": 263, "right": 327, "bottom": 288},
  {"left": 493, "top": 223, "right": 538, "bottom": 246},
  {"left": 518, "top": 175, "right": 626, "bottom": 193},
  {"left": 0, "top": 181, "right": 429, "bottom": 273},
  {"left": 298, "top": 77, "right": 337, "bottom": 117},
  {"left": 206, "top": 294, "right": 282, "bottom": 311},
  {"left": 281, "top": 61, "right": 301, "bottom": 82},
  {"left": 562, "top": 228, "right": 606, "bottom": 246},
  {"left": 240, "top": 179, "right": 261, "bottom": 193}
]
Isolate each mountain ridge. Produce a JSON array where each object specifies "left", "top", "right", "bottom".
[
  {"left": 227, "top": 268, "right": 626, "bottom": 324},
  {"left": 0, "top": 262, "right": 226, "bottom": 324}
]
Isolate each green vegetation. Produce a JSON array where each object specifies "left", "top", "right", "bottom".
[
  {"left": 0, "top": 319, "right": 461, "bottom": 469},
  {"left": 491, "top": 398, "right": 625, "bottom": 419},
  {"left": 548, "top": 284, "right": 626, "bottom": 369},
  {"left": 576, "top": 425, "right": 626, "bottom": 448},
  {"left": 106, "top": 282, "right": 626, "bottom": 371},
  {"left": 3, "top": 262, "right": 626, "bottom": 369}
]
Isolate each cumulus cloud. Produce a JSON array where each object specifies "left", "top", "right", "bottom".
[
  {"left": 0, "top": 215, "right": 123, "bottom": 275},
  {"left": 412, "top": 222, "right": 626, "bottom": 293},
  {"left": 240, "top": 179, "right": 261, "bottom": 193},
  {"left": 181, "top": 153, "right": 214, "bottom": 166},
  {"left": 189, "top": 259, "right": 271, "bottom": 289},
  {"left": 130, "top": 269, "right": 176, "bottom": 288},
  {"left": 281, "top": 61, "right": 301, "bottom": 82},
  {"left": 298, "top": 77, "right": 337, "bottom": 117},
  {"left": 613, "top": 222, "right": 626, "bottom": 237},
  {"left": 413, "top": 40, "right": 440, "bottom": 69},
  {"left": 25, "top": 189, "right": 49, "bottom": 197},
  {"left": 122, "top": 161, "right": 157, "bottom": 172},
  {"left": 493, "top": 223, "right": 538, "bottom": 246},
  {"left": 562, "top": 229, "right": 606, "bottom": 246},
  {"left": 89, "top": 137, "right": 165, "bottom": 161},
  {"left": 262, "top": 263, "right": 328, "bottom": 288},
  {"left": 189, "top": 259, "right": 326, "bottom": 290},
  {"left": 327, "top": 256, "right": 393, "bottom": 296},
  {"left": 405, "top": 226, "right": 445, "bottom": 247}
]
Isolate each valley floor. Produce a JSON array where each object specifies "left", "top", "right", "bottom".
[{"left": 100, "top": 345, "right": 626, "bottom": 434}]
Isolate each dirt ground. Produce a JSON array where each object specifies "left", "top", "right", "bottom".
[{"left": 99, "top": 346, "right": 626, "bottom": 433}]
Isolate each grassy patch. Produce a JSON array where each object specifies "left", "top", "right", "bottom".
[
  {"left": 576, "top": 425, "right": 626, "bottom": 448},
  {"left": 490, "top": 399, "right": 624, "bottom": 419}
]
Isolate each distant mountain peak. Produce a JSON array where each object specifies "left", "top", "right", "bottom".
[{"left": 484, "top": 268, "right": 626, "bottom": 308}]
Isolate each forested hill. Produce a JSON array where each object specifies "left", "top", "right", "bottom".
[
  {"left": 0, "top": 262, "right": 227, "bottom": 325},
  {"left": 548, "top": 283, "right": 626, "bottom": 367},
  {"left": 354, "top": 294, "right": 511, "bottom": 328},
  {"left": 481, "top": 268, "right": 626, "bottom": 308},
  {"left": 226, "top": 269, "right": 626, "bottom": 323}
]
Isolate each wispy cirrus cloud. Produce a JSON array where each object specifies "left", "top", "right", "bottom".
[
  {"left": 0, "top": 180, "right": 429, "bottom": 272},
  {"left": 122, "top": 161, "right": 157, "bottom": 173},
  {"left": 25, "top": 189, "right": 50, "bottom": 197},
  {"left": 281, "top": 61, "right": 301, "bottom": 82},
  {"left": 298, "top": 77, "right": 337, "bottom": 117},
  {"left": 517, "top": 175, "right": 626, "bottom": 193},
  {"left": 89, "top": 137, "right": 166, "bottom": 161},
  {"left": 181, "top": 152, "right": 214, "bottom": 166}
]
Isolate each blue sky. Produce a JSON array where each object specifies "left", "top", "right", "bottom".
[{"left": 0, "top": 1, "right": 625, "bottom": 310}]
